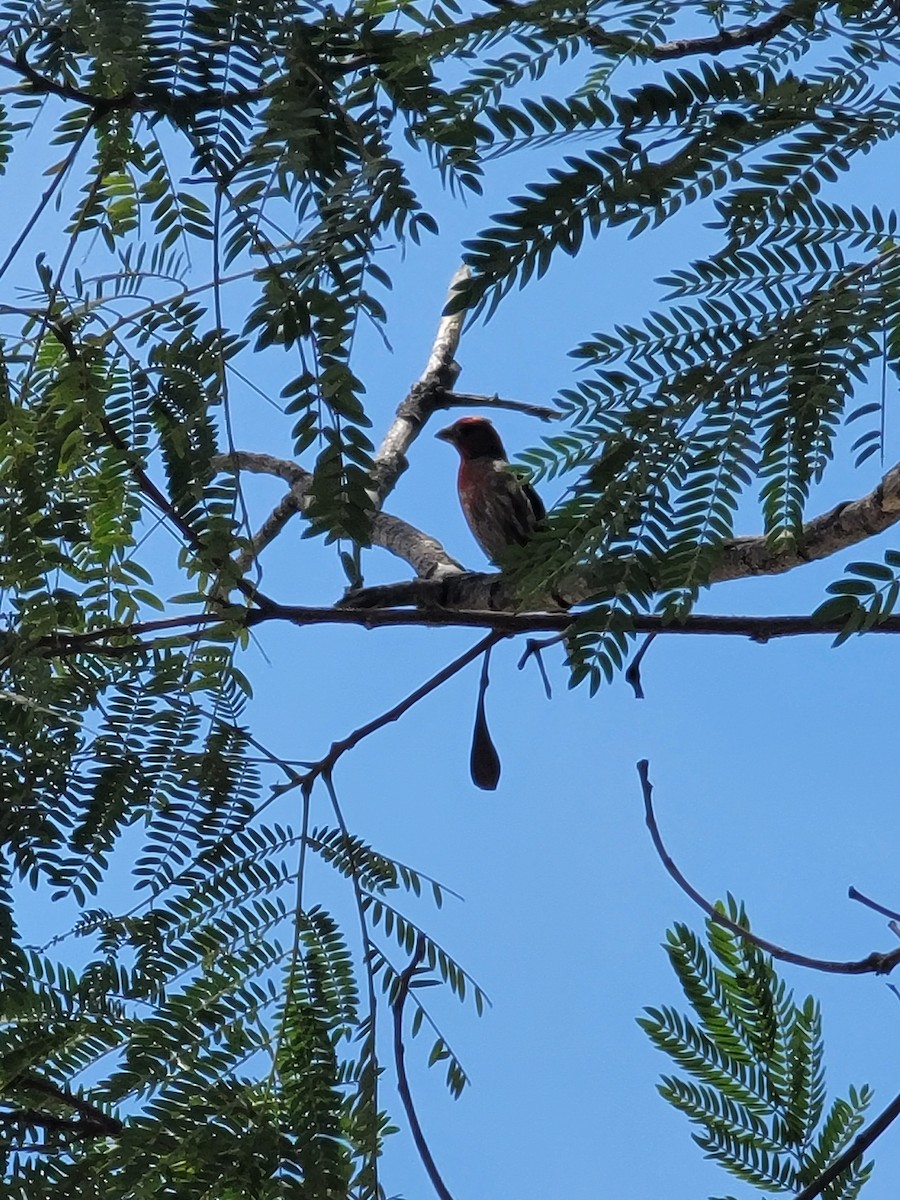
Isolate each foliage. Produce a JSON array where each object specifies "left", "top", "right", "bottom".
[
  {"left": 641, "top": 900, "right": 873, "bottom": 1198},
  {"left": 0, "top": 0, "right": 898, "bottom": 1196}
]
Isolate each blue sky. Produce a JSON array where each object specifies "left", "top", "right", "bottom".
[{"left": 6, "top": 29, "right": 900, "bottom": 1200}]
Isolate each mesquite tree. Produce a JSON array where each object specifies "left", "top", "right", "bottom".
[{"left": 1, "top": 1, "right": 900, "bottom": 1197}]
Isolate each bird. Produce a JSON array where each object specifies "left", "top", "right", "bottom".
[{"left": 435, "top": 416, "right": 545, "bottom": 564}]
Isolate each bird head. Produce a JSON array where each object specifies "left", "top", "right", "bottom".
[{"left": 435, "top": 416, "right": 508, "bottom": 461}]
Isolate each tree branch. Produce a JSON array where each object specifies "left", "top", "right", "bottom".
[
  {"left": 300, "top": 632, "right": 505, "bottom": 789},
  {"left": 392, "top": 936, "right": 456, "bottom": 1200},
  {"left": 848, "top": 886, "right": 900, "bottom": 923},
  {"left": 370, "top": 266, "right": 470, "bottom": 507},
  {"left": 637, "top": 760, "right": 900, "bottom": 977},
  {"left": 342, "top": 454, "right": 900, "bottom": 610},
  {"left": 0, "top": 40, "right": 268, "bottom": 118},
  {"left": 434, "top": 391, "right": 560, "bottom": 422},
  {"left": 213, "top": 450, "right": 465, "bottom": 580},
  {"left": 793, "top": 1090, "right": 900, "bottom": 1200},
  {"left": 369, "top": 512, "right": 467, "bottom": 579},
  {"left": 211, "top": 265, "right": 474, "bottom": 582},
  {"left": 584, "top": 0, "right": 809, "bottom": 61},
  {"left": 44, "top": 321, "right": 275, "bottom": 614},
  {"left": 7, "top": 1075, "right": 122, "bottom": 1139},
  {"left": 432, "top": 0, "right": 812, "bottom": 70},
  {"left": 36, "top": 608, "right": 900, "bottom": 662},
  {"left": 214, "top": 450, "right": 307, "bottom": 487},
  {"left": 711, "top": 459, "right": 900, "bottom": 582}
]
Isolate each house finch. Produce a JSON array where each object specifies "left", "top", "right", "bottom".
[{"left": 436, "top": 416, "right": 545, "bottom": 563}]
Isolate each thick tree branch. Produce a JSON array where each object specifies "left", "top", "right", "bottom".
[
  {"left": 637, "top": 760, "right": 900, "bottom": 977},
  {"left": 212, "top": 267, "right": 473, "bottom": 580},
  {"left": 343, "top": 456, "right": 900, "bottom": 610},
  {"left": 711, "top": 460, "right": 900, "bottom": 581},
  {"left": 370, "top": 266, "right": 470, "bottom": 506},
  {"left": 213, "top": 450, "right": 464, "bottom": 579},
  {"left": 370, "top": 512, "right": 465, "bottom": 579}
]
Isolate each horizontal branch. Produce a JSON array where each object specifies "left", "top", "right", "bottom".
[
  {"left": 0, "top": 40, "right": 268, "bottom": 117},
  {"left": 343, "top": 455, "right": 900, "bottom": 610},
  {"left": 3, "top": 1108, "right": 115, "bottom": 1137},
  {"left": 589, "top": 0, "right": 807, "bottom": 61},
  {"left": 214, "top": 451, "right": 307, "bottom": 487},
  {"left": 9, "top": 1075, "right": 122, "bottom": 1139},
  {"left": 35, "top": 607, "right": 900, "bottom": 662},
  {"left": 436, "top": 392, "right": 560, "bottom": 422},
  {"left": 436, "top": 0, "right": 810, "bottom": 70},
  {"left": 214, "top": 438, "right": 900, "bottom": 610}
]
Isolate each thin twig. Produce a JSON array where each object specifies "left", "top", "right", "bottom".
[
  {"left": 51, "top": 316, "right": 280, "bottom": 613},
  {"left": 848, "top": 886, "right": 900, "bottom": 923},
  {"left": 321, "top": 771, "right": 381, "bottom": 1191},
  {"left": 0, "top": 120, "right": 92, "bottom": 283},
  {"left": 793, "top": 1089, "right": 900, "bottom": 1200},
  {"left": 392, "top": 936, "right": 456, "bottom": 1200},
  {"left": 235, "top": 488, "right": 307, "bottom": 574},
  {"left": 625, "top": 633, "right": 657, "bottom": 700},
  {"left": 303, "top": 632, "right": 506, "bottom": 787},
  {"left": 517, "top": 636, "right": 562, "bottom": 699},
  {"left": 437, "top": 392, "right": 560, "bottom": 421},
  {"left": 637, "top": 760, "right": 900, "bottom": 976}
]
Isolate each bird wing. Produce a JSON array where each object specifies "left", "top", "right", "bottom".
[
  {"left": 521, "top": 476, "right": 545, "bottom": 524},
  {"left": 499, "top": 465, "right": 544, "bottom": 545}
]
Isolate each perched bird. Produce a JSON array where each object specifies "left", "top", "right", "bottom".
[{"left": 436, "top": 416, "right": 545, "bottom": 564}]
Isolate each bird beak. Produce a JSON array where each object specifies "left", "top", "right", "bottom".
[{"left": 435, "top": 424, "right": 455, "bottom": 443}]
